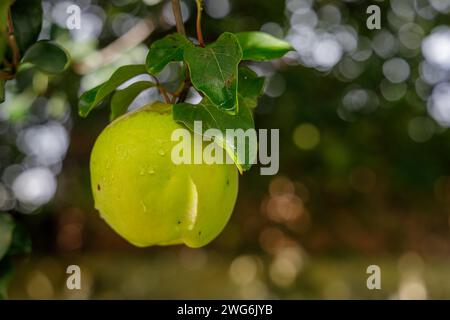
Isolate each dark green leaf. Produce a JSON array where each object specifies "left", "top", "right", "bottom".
[
  {"left": 22, "top": 40, "right": 70, "bottom": 74},
  {"left": 146, "top": 33, "right": 193, "bottom": 75},
  {"left": 110, "top": 81, "right": 155, "bottom": 121},
  {"left": 184, "top": 32, "right": 242, "bottom": 111},
  {"left": 11, "top": 0, "right": 42, "bottom": 55},
  {"left": 235, "top": 32, "right": 293, "bottom": 61},
  {"left": 78, "top": 64, "right": 147, "bottom": 117},
  {"left": 0, "top": 213, "right": 14, "bottom": 260},
  {"left": 238, "top": 67, "right": 265, "bottom": 109},
  {"left": 174, "top": 99, "right": 257, "bottom": 173},
  {"left": 0, "top": 257, "right": 12, "bottom": 300},
  {"left": 7, "top": 222, "right": 31, "bottom": 256}
]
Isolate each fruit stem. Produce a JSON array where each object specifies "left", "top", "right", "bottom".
[
  {"left": 195, "top": 0, "right": 205, "bottom": 47},
  {"left": 171, "top": 0, "right": 186, "bottom": 36}
]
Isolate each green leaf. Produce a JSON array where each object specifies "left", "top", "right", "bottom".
[
  {"left": 110, "top": 81, "right": 155, "bottom": 121},
  {"left": 0, "top": 0, "right": 13, "bottom": 31},
  {"left": 78, "top": 64, "right": 147, "bottom": 117},
  {"left": 184, "top": 32, "right": 242, "bottom": 111},
  {"left": 7, "top": 222, "right": 31, "bottom": 256},
  {"left": 235, "top": 32, "right": 293, "bottom": 61},
  {"left": 146, "top": 33, "right": 193, "bottom": 75},
  {"left": 0, "top": 213, "right": 14, "bottom": 261},
  {"left": 11, "top": 0, "right": 43, "bottom": 55},
  {"left": 173, "top": 99, "right": 257, "bottom": 173},
  {"left": 238, "top": 67, "right": 265, "bottom": 109},
  {"left": 22, "top": 40, "right": 70, "bottom": 74},
  {"left": 0, "top": 0, "right": 14, "bottom": 65}
]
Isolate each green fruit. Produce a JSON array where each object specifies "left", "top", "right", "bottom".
[{"left": 90, "top": 102, "right": 238, "bottom": 248}]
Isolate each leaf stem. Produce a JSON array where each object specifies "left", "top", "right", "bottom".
[
  {"left": 7, "top": 9, "right": 20, "bottom": 68},
  {"left": 151, "top": 75, "right": 171, "bottom": 104},
  {"left": 171, "top": 0, "right": 186, "bottom": 36},
  {"left": 0, "top": 71, "right": 14, "bottom": 80},
  {"left": 195, "top": 0, "right": 205, "bottom": 47}
]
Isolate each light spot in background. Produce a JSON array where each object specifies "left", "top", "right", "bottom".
[
  {"left": 408, "top": 117, "right": 435, "bottom": 142},
  {"left": 269, "top": 247, "right": 303, "bottom": 287},
  {"left": 293, "top": 123, "right": 320, "bottom": 150},
  {"left": 312, "top": 37, "right": 343, "bottom": 69},
  {"left": 286, "top": 0, "right": 313, "bottom": 14},
  {"left": 26, "top": 271, "right": 54, "bottom": 299},
  {"left": 398, "top": 277, "right": 428, "bottom": 300},
  {"left": 0, "top": 183, "right": 14, "bottom": 211},
  {"left": 229, "top": 255, "right": 260, "bottom": 286},
  {"left": 318, "top": 4, "right": 341, "bottom": 25},
  {"left": 57, "top": 208, "right": 86, "bottom": 252},
  {"left": 12, "top": 167, "right": 57, "bottom": 208},
  {"left": 264, "top": 74, "right": 286, "bottom": 98},
  {"left": 372, "top": 30, "right": 398, "bottom": 58},
  {"left": 422, "top": 27, "right": 450, "bottom": 70},
  {"left": 427, "top": 82, "right": 450, "bottom": 126},
  {"left": 391, "top": 0, "right": 416, "bottom": 20},
  {"left": 338, "top": 57, "right": 364, "bottom": 80},
  {"left": 290, "top": 9, "right": 318, "bottom": 28},
  {"left": 185, "top": 88, "right": 203, "bottom": 105},
  {"left": 419, "top": 61, "right": 448, "bottom": 85},
  {"left": 399, "top": 23, "right": 424, "bottom": 50},
  {"left": 380, "top": 80, "right": 407, "bottom": 101},
  {"left": 269, "top": 176, "right": 295, "bottom": 196},
  {"left": 204, "top": 0, "right": 231, "bottom": 19},
  {"left": 143, "top": 0, "right": 163, "bottom": 5},
  {"left": 351, "top": 37, "right": 373, "bottom": 62},
  {"left": 342, "top": 88, "right": 378, "bottom": 113},
  {"left": 261, "top": 22, "right": 284, "bottom": 39},
  {"left": 163, "top": 0, "right": 190, "bottom": 25},
  {"left": 383, "top": 58, "right": 410, "bottom": 83},
  {"left": 414, "top": 0, "right": 437, "bottom": 20},
  {"left": 333, "top": 26, "right": 358, "bottom": 53},
  {"left": 17, "top": 122, "right": 69, "bottom": 166},
  {"left": 266, "top": 193, "right": 303, "bottom": 223},
  {"left": 429, "top": 0, "right": 450, "bottom": 13}
]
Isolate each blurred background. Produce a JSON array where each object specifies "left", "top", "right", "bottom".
[{"left": 1, "top": 0, "right": 450, "bottom": 299}]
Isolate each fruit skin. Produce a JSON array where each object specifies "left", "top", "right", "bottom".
[{"left": 90, "top": 102, "right": 238, "bottom": 248}]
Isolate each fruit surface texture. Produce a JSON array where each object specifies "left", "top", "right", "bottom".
[{"left": 90, "top": 102, "right": 238, "bottom": 247}]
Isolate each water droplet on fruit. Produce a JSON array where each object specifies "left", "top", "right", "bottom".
[
  {"left": 148, "top": 167, "right": 155, "bottom": 174},
  {"left": 158, "top": 149, "right": 166, "bottom": 156},
  {"left": 141, "top": 201, "right": 147, "bottom": 212}
]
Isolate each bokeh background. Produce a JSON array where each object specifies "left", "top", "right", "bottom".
[{"left": 1, "top": 0, "right": 450, "bottom": 299}]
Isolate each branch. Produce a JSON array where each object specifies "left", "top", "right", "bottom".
[
  {"left": 171, "top": 0, "right": 186, "bottom": 35},
  {"left": 74, "top": 19, "right": 155, "bottom": 74},
  {"left": 195, "top": 0, "right": 205, "bottom": 47}
]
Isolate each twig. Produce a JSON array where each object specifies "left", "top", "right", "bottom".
[
  {"left": 151, "top": 75, "right": 171, "bottom": 104},
  {"left": 171, "top": 0, "right": 186, "bottom": 35},
  {"left": 74, "top": 19, "right": 155, "bottom": 74},
  {"left": 195, "top": 0, "right": 205, "bottom": 47}
]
